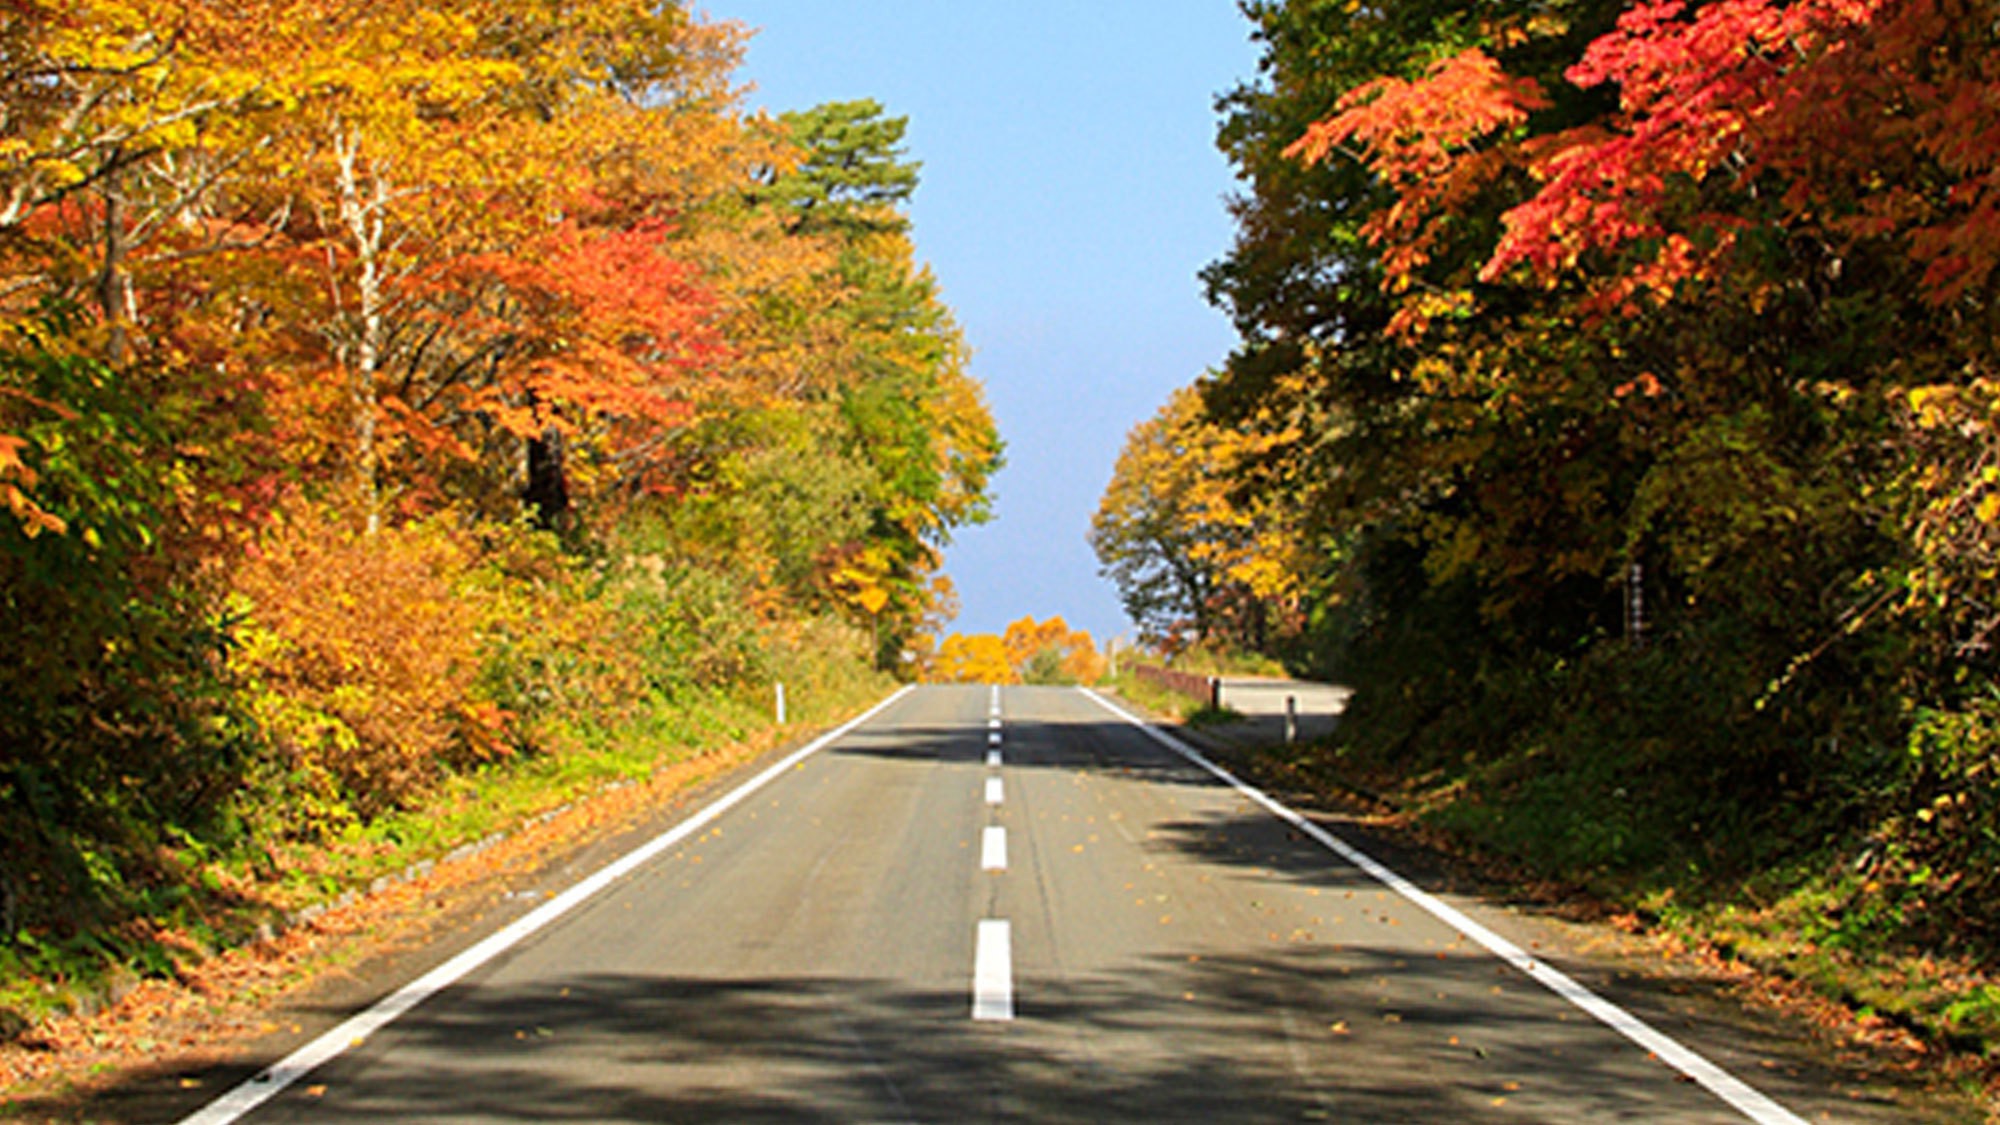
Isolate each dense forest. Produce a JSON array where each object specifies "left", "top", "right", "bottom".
[
  {"left": 1096, "top": 0, "right": 2000, "bottom": 1050},
  {"left": 0, "top": 0, "right": 998, "bottom": 1021}
]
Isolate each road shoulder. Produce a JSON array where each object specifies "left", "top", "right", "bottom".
[
  {"left": 1097, "top": 686, "right": 1988, "bottom": 1125},
  {"left": 0, "top": 697, "right": 904, "bottom": 1125}
]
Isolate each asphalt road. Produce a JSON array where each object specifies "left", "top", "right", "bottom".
[
  {"left": 168, "top": 685, "right": 1900, "bottom": 1123},
  {"left": 1211, "top": 676, "right": 1351, "bottom": 745}
]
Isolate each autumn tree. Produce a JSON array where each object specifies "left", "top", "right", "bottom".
[
  {"left": 1092, "top": 381, "right": 1304, "bottom": 651},
  {"left": 0, "top": 1, "right": 999, "bottom": 987},
  {"left": 922, "top": 617, "right": 1104, "bottom": 686},
  {"left": 706, "top": 98, "right": 1001, "bottom": 665},
  {"left": 929, "top": 631, "right": 1018, "bottom": 685},
  {"left": 1185, "top": 0, "right": 2000, "bottom": 955},
  {"left": 1002, "top": 615, "right": 1106, "bottom": 685}
]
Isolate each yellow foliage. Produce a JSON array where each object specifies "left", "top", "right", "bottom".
[
  {"left": 992, "top": 615, "right": 1106, "bottom": 685},
  {"left": 1093, "top": 379, "right": 1311, "bottom": 646},
  {"left": 928, "top": 632, "right": 1018, "bottom": 685},
  {"left": 1002, "top": 615, "right": 1073, "bottom": 670}
]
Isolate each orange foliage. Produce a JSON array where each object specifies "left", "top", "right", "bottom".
[
  {"left": 1062, "top": 639, "right": 1109, "bottom": 686},
  {"left": 1002, "top": 615, "right": 1107, "bottom": 685},
  {"left": 231, "top": 504, "right": 484, "bottom": 823},
  {"left": 1287, "top": 48, "right": 1547, "bottom": 313}
]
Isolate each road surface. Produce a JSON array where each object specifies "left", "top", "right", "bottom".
[
  {"left": 1212, "top": 676, "right": 1351, "bottom": 745},
  {"left": 165, "top": 685, "right": 1910, "bottom": 1123}
]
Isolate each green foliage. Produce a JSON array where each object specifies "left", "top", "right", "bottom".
[
  {"left": 624, "top": 558, "right": 771, "bottom": 694},
  {"left": 770, "top": 99, "right": 920, "bottom": 237},
  {"left": 0, "top": 316, "right": 253, "bottom": 967},
  {"left": 663, "top": 405, "right": 875, "bottom": 604},
  {"left": 1183, "top": 704, "right": 1247, "bottom": 729},
  {"left": 1021, "top": 646, "right": 1073, "bottom": 686},
  {"left": 1893, "top": 701, "right": 2000, "bottom": 950},
  {"left": 1160, "top": 644, "right": 1289, "bottom": 680},
  {"left": 703, "top": 96, "right": 1003, "bottom": 667}
]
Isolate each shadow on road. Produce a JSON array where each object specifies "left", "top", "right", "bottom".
[
  {"left": 46, "top": 689, "right": 1928, "bottom": 1125},
  {"left": 136, "top": 947, "right": 1788, "bottom": 1124},
  {"left": 818, "top": 702, "right": 1919, "bottom": 1125}
]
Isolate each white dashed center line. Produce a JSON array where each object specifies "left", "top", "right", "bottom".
[
  {"left": 972, "top": 919, "right": 1013, "bottom": 1021},
  {"left": 974, "top": 688, "right": 1013, "bottom": 1024}
]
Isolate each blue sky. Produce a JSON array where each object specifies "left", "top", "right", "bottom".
[{"left": 710, "top": 2, "right": 1263, "bottom": 644}]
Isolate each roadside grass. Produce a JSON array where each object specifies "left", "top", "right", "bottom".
[
  {"left": 1103, "top": 656, "right": 2000, "bottom": 1103},
  {"left": 1161, "top": 646, "right": 1289, "bottom": 679},
  {"left": 1103, "top": 667, "right": 1204, "bottom": 720},
  {"left": 1266, "top": 732, "right": 2000, "bottom": 1092},
  {"left": 0, "top": 657, "right": 893, "bottom": 1045},
  {"left": 1184, "top": 704, "right": 1248, "bottom": 728}
]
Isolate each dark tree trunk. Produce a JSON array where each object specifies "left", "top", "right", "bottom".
[
  {"left": 524, "top": 427, "right": 571, "bottom": 531},
  {"left": 95, "top": 171, "right": 130, "bottom": 367}
]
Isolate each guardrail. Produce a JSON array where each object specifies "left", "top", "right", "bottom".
[{"left": 1131, "top": 663, "right": 1219, "bottom": 709}]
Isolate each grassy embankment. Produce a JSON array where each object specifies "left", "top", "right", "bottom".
[
  {"left": 1113, "top": 647, "right": 2000, "bottom": 1096},
  {"left": 0, "top": 514, "right": 896, "bottom": 1043},
  {"left": 1105, "top": 647, "right": 1287, "bottom": 725}
]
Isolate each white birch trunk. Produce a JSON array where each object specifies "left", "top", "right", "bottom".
[{"left": 334, "top": 128, "right": 388, "bottom": 534}]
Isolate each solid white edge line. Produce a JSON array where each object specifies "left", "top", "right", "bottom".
[
  {"left": 178, "top": 685, "right": 918, "bottom": 1125},
  {"left": 986, "top": 776, "right": 1004, "bottom": 806},
  {"left": 972, "top": 919, "right": 1014, "bottom": 1021},
  {"left": 1079, "top": 688, "right": 1807, "bottom": 1125},
  {"left": 981, "top": 825, "right": 1008, "bottom": 871}
]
